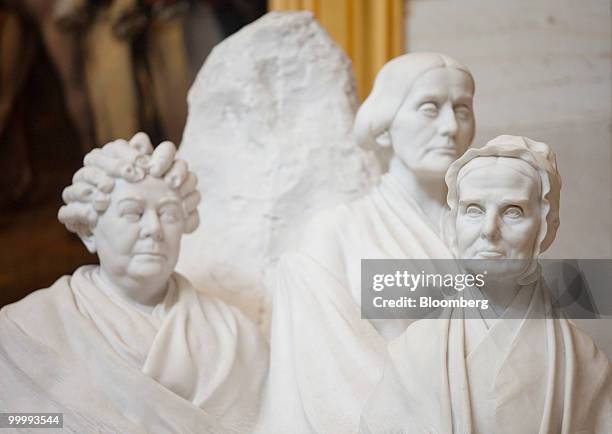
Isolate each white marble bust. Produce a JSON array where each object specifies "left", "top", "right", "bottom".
[
  {"left": 360, "top": 135, "right": 611, "bottom": 434},
  {"left": 260, "top": 52, "right": 476, "bottom": 434},
  {"left": 0, "top": 133, "right": 268, "bottom": 433}
]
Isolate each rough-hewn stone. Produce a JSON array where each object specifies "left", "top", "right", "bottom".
[{"left": 177, "top": 12, "right": 380, "bottom": 328}]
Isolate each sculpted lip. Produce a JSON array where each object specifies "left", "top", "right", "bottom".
[
  {"left": 477, "top": 250, "right": 505, "bottom": 259},
  {"left": 427, "top": 141, "right": 456, "bottom": 155},
  {"left": 133, "top": 252, "right": 167, "bottom": 259}
]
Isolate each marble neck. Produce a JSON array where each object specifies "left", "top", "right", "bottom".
[
  {"left": 387, "top": 156, "right": 448, "bottom": 229},
  {"left": 95, "top": 268, "right": 169, "bottom": 314},
  {"left": 478, "top": 276, "right": 529, "bottom": 318}
]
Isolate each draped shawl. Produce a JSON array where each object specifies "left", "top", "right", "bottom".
[
  {"left": 360, "top": 279, "right": 612, "bottom": 434},
  {"left": 258, "top": 174, "right": 454, "bottom": 434},
  {"left": 0, "top": 266, "right": 268, "bottom": 434}
]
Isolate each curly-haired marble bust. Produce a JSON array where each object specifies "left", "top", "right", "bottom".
[
  {"left": 58, "top": 132, "right": 200, "bottom": 306},
  {"left": 0, "top": 133, "right": 268, "bottom": 433}
]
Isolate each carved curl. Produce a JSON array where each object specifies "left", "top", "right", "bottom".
[{"left": 58, "top": 132, "right": 200, "bottom": 237}]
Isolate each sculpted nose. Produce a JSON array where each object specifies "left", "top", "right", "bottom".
[
  {"left": 439, "top": 105, "right": 458, "bottom": 138},
  {"left": 140, "top": 210, "right": 163, "bottom": 241},
  {"left": 480, "top": 211, "right": 501, "bottom": 241}
]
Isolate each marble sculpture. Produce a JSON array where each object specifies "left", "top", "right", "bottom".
[
  {"left": 258, "top": 52, "right": 476, "bottom": 434},
  {"left": 0, "top": 133, "right": 268, "bottom": 434},
  {"left": 176, "top": 11, "right": 381, "bottom": 332},
  {"left": 360, "top": 135, "right": 612, "bottom": 434},
  {"left": 1, "top": 9, "right": 610, "bottom": 433}
]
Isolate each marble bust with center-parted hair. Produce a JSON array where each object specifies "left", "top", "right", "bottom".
[
  {"left": 0, "top": 133, "right": 268, "bottom": 434},
  {"left": 259, "top": 52, "right": 477, "bottom": 434}
]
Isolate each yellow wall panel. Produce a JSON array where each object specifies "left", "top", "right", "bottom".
[
  {"left": 318, "top": 0, "right": 350, "bottom": 53},
  {"left": 301, "top": 0, "right": 317, "bottom": 14},
  {"left": 269, "top": 0, "right": 404, "bottom": 99}
]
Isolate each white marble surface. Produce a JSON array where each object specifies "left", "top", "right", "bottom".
[
  {"left": 177, "top": 12, "right": 380, "bottom": 329},
  {"left": 360, "top": 136, "right": 611, "bottom": 434},
  {"left": 0, "top": 134, "right": 268, "bottom": 432}
]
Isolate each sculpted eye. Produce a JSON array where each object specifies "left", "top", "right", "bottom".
[
  {"left": 454, "top": 105, "right": 472, "bottom": 120},
  {"left": 119, "top": 206, "right": 142, "bottom": 221},
  {"left": 418, "top": 102, "right": 438, "bottom": 117},
  {"left": 465, "top": 205, "right": 483, "bottom": 217},
  {"left": 503, "top": 206, "right": 523, "bottom": 219},
  {"left": 159, "top": 205, "right": 181, "bottom": 223}
]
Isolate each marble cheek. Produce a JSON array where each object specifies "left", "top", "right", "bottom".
[
  {"left": 386, "top": 67, "right": 475, "bottom": 177},
  {"left": 93, "top": 176, "right": 185, "bottom": 288},
  {"left": 455, "top": 161, "right": 541, "bottom": 261}
]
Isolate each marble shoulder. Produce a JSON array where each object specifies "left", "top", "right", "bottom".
[
  {"left": 565, "top": 320, "right": 612, "bottom": 424},
  {"left": 194, "top": 289, "right": 249, "bottom": 322},
  {"left": 567, "top": 320, "right": 611, "bottom": 366},
  {"left": 294, "top": 199, "right": 367, "bottom": 261},
  {"left": 300, "top": 202, "right": 355, "bottom": 240},
  {"left": 181, "top": 276, "right": 267, "bottom": 341},
  {"left": 386, "top": 318, "right": 452, "bottom": 372},
  {"left": 0, "top": 275, "right": 74, "bottom": 346},
  {"left": 390, "top": 319, "right": 441, "bottom": 351},
  {"left": 1, "top": 276, "right": 72, "bottom": 325}
]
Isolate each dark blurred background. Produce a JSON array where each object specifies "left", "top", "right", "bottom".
[{"left": 0, "top": 0, "right": 266, "bottom": 307}]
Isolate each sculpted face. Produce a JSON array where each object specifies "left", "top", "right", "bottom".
[
  {"left": 93, "top": 176, "right": 185, "bottom": 289},
  {"left": 454, "top": 158, "right": 541, "bottom": 278},
  {"left": 386, "top": 67, "right": 475, "bottom": 178}
]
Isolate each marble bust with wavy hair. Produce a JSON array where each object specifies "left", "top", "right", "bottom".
[
  {"left": 354, "top": 52, "right": 475, "bottom": 153},
  {"left": 58, "top": 132, "right": 200, "bottom": 245},
  {"left": 58, "top": 132, "right": 201, "bottom": 306},
  {"left": 0, "top": 132, "right": 268, "bottom": 433}
]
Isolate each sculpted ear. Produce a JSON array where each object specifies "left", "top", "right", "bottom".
[
  {"left": 375, "top": 131, "right": 392, "bottom": 148},
  {"left": 77, "top": 228, "right": 97, "bottom": 254}
]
